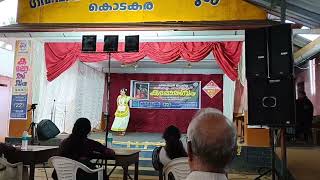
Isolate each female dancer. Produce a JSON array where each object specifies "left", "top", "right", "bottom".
[{"left": 111, "top": 88, "right": 133, "bottom": 136}]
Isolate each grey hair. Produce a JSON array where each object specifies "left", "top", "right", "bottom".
[{"left": 187, "top": 108, "right": 237, "bottom": 169}]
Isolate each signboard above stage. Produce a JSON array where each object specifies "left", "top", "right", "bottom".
[
  {"left": 130, "top": 80, "right": 201, "bottom": 109},
  {"left": 17, "top": 0, "right": 266, "bottom": 23}
]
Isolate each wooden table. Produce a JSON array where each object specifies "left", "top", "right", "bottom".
[
  {"left": 95, "top": 149, "right": 140, "bottom": 180},
  {"left": 5, "top": 145, "right": 58, "bottom": 180}
]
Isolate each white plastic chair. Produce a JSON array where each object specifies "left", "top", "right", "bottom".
[
  {"left": 49, "top": 156, "right": 103, "bottom": 180},
  {"left": 163, "top": 157, "right": 190, "bottom": 180},
  {"left": 0, "top": 157, "right": 24, "bottom": 180}
]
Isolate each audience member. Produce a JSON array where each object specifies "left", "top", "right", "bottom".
[
  {"left": 0, "top": 143, "right": 16, "bottom": 164},
  {"left": 52, "top": 118, "right": 115, "bottom": 180},
  {"left": 296, "top": 91, "right": 314, "bottom": 143},
  {"left": 186, "top": 108, "right": 237, "bottom": 180},
  {"left": 160, "top": 125, "right": 187, "bottom": 166},
  {"left": 152, "top": 125, "right": 187, "bottom": 170},
  {"left": 0, "top": 143, "right": 16, "bottom": 156}
]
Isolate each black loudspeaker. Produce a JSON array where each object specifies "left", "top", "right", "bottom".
[
  {"left": 125, "top": 35, "right": 139, "bottom": 52},
  {"left": 37, "top": 119, "right": 60, "bottom": 140},
  {"left": 245, "top": 28, "right": 268, "bottom": 78},
  {"left": 247, "top": 77, "right": 295, "bottom": 126},
  {"left": 245, "top": 24, "right": 293, "bottom": 78},
  {"left": 268, "top": 24, "right": 293, "bottom": 77},
  {"left": 82, "top": 35, "right": 97, "bottom": 52},
  {"left": 104, "top": 35, "right": 119, "bottom": 52}
]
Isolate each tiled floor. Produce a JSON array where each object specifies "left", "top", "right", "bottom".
[{"left": 34, "top": 168, "right": 270, "bottom": 180}]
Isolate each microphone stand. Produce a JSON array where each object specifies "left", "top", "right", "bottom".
[
  {"left": 61, "top": 104, "right": 68, "bottom": 134},
  {"left": 27, "top": 104, "right": 39, "bottom": 145},
  {"left": 50, "top": 99, "right": 56, "bottom": 124}
]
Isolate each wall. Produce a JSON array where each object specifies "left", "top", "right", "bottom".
[
  {"left": 296, "top": 57, "right": 320, "bottom": 115},
  {"left": 0, "top": 47, "right": 14, "bottom": 77},
  {"left": 0, "top": 76, "right": 12, "bottom": 138},
  {"left": 0, "top": 46, "right": 14, "bottom": 138}
]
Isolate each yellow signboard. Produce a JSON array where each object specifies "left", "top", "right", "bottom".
[{"left": 18, "top": 0, "right": 266, "bottom": 23}]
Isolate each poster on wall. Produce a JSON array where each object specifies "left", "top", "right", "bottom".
[
  {"left": 202, "top": 80, "right": 221, "bottom": 99},
  {"left": 130, "top": 80, "right": 201, "bottom": 109},
  {"left": 10, "top": 40, "right": 31, "bottom": 119}
]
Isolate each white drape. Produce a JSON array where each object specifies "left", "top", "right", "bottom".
[
  {"left": 238, "top": 41, "right": 246, "bottom": 86},
  {"left": 223, "top": 75, "right": 235, "bottom": 122},
  {"left": 32, "top": 41, "right": 105, "bottom": 133}
]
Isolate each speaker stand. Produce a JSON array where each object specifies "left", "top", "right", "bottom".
[{"left": 255, "top": 128, "right": 279, "bottom": 180}]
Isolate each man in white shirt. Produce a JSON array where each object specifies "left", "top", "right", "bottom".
[{"left": 186, "top": 108, "right": 237, "bottom": 180}]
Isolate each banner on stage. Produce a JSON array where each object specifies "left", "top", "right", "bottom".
[
  {"left": 130, "top": 80, "right": 201, "bottom": 109},
  {"left": 10, "top": 40, "right": 32, "bottom": 120}
]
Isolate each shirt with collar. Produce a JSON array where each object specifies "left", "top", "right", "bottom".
[{"left": 186, "top": 171, "right": 228, "bottom": 180}]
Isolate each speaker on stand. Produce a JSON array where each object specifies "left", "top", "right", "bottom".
[{"left": 246, "top": 24, "right": 295, "bottom": 180}]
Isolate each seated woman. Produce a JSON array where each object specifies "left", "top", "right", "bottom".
[
  {"left": 52, "top": 118, "right": 115, "bottom": 180},
  {"left": 153, "top": 125, "right": 187, "bottom": 170}
]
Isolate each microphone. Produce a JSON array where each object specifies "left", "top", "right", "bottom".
[{"left": 30, "top": 103, "right": 38, "bottom": 110}]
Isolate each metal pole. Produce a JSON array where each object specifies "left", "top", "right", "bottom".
[
  {"left": 105, "top": 52, "right": 111, "bottom": 146},
  {"left": 281, "top": 128, "right": 287, "bottom": 180},
  {"left": 104, "top": 53, "right": 111, "bottom": 180},
  {"left": 280, "top": 0, "right": 286, "bottom": 23},
  {"left": 271, "top": 128, "right": 276, "bottom": 180}
]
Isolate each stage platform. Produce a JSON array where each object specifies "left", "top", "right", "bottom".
[{"left": 91, "top": 132, "right": 166, "bottom": 148}]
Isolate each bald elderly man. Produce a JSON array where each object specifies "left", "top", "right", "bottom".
[{"left": 186, "top": 108, "right": 237, "bottom": 180}]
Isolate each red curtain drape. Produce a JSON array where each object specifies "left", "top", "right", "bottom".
[{"left": 45, "top": 42, "right": 242, "bottom": 82}]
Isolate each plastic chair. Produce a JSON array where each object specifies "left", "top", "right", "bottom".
[
  {"left": 163, "top": 157, "right": 190, "bottom": 180},
  {"left": 49, "top": 156, "right": 103, "bottom": 180},
  {"left": 0, "top": 157, "right": 24, "bottom": 180}
]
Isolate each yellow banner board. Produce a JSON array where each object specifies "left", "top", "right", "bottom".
[{"left": 17, "top": 0, "right": 266, "bottom": 23}]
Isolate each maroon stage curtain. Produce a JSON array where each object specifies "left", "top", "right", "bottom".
[
  {"left": 108, "top": 73, "right": 223, "bottom": 133},
  {"left": 45, "top": 42, "right": 242, "bottom": 82}
]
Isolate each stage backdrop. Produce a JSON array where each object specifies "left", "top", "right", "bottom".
[{"left": 108, "top": 73, "right": 223, "bottom": 133}]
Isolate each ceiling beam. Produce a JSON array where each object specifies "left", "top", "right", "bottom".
[
  {"left": 294, "top": 36, "right": 320, "bottom": 64},
  {"left": 245, "top": 0, "right": 320, "bottom": 28}
]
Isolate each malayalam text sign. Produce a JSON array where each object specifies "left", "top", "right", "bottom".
[
  {"left": 130, "top": 81, "right": 201, "bottom": 109},
  {"left": 10, "top": 40, "right": 31, "bottom": 119}
]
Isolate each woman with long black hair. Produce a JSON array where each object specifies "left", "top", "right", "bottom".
[
  {"left": 52, "top": 118, "right": 115, "bottom": 180},
  {"left": 159, "top": 125, "right": 188, "bottom": 166}
]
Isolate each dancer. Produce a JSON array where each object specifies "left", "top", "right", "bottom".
[{"left": 111, "top": 88, "right": 134, "bottom": 136}]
